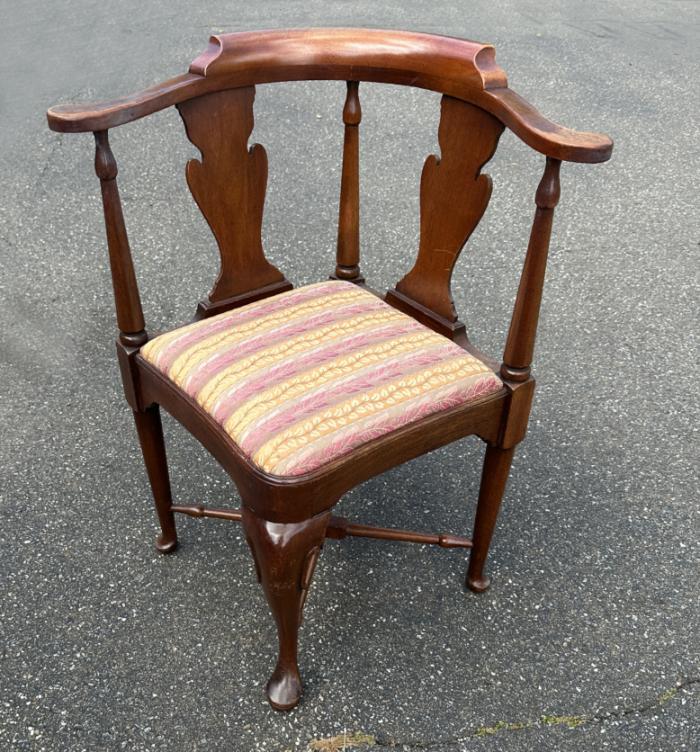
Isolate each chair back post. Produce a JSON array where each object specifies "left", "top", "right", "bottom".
[
  {"left": 333, "top": 81, "right": 363, "bottom": 282},
  {"left": 93, "top": 130, "right": 148, "bottom": 348},
  {"left": 500, "top": 157, "right": 561, "bottom": 381}
]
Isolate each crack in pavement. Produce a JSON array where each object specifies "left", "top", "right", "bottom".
[
  {"left": 306, "top": 677, "right": 699, "bottom": 751},
  {"left": 34, "top": 130, "right": 65, "bottom": 195}
]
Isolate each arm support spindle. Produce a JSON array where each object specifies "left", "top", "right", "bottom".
[
  {"left": 93, "top": 130, "right": 148, "bottom": 348},
  {"left": 501, "top": 157, "right": 561, "bottom": 381}
]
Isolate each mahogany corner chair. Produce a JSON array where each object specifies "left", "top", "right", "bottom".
[{"left": 47, "top": 29, "right": 612, "bottom": 710}]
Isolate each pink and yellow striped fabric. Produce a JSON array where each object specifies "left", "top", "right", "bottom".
[{"left": 141, "top": 281, "right": 501, "bottom": 477}]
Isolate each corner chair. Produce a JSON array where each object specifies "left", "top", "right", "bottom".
[{"left": 47, "top": 28, "right": 613, "bottom": 710}]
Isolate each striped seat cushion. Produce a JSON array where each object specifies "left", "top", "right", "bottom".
[{"left": 141, "top": 281, "right": 501, "bottom": 477}]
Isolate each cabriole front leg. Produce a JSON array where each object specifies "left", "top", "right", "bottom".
[{"left": 242, "top": 506, "right": 330, "bottom": 711}]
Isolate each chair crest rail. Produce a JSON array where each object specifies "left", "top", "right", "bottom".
[{"left": 47, "top": 28, "right": 612, "bottom": 163}]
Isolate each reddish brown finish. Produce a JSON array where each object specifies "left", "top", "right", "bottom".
[
  {"left": 171, "top": 504, "right": 243, "bottom": 522},
  {"left": 47, "top": 27, "right": 612, "bottom": 711},
  {"left": 242, "top": 507, "right": 330, "bottom": 710},
  {"left": 501, "top": 157, "right": 561, "bottom": 382},
  {"left": 498, "top": 379, "right": 536, "bottom": 450},
  {"left": 466, "top": 445, "right": 515, "bottom": 592},
  {"left": 47, "top": 29, "right": 611, "bottom": 164},
  {"left": 132, "top": 406, "right": 178, "bottom": 553},
  {"left": 190, "top": 280, "right": 295, "bottom": 321},
  {"left": 383, "top": 286, "right": 468, "bottom": 341},
  {"left": 387, "top": 96, "right": 503, "bottom": 327},
  {"left": 169, "top": 504, "right": 472, "bottom": 548},
  {"left": 189, "top": 29, "right": 505, "bottom": 89},
  {"left": 177, "top": 87, "right": 291, "bottom": 312},
  {"left": 326, "top": 516, "right": 472, "bottom": 549},
  {"left": 334, "top": 81, "right": 363, "bottom": 282},
  {"left": 93, "top": 131, "right": 147, "bottom": 348}
]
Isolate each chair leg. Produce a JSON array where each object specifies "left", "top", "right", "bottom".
[
  {"left": 466, "top": 444, "right": 515, "bottom": 593},
  {"left": 242, "top": 506, "right": 330, "bottom": 711},
  {"left": 132, "top": 405, "right": 178, "bottom": 553}
]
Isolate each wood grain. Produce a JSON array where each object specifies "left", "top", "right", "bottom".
[
  {"left": 501, "top": 157, "right": 561, "bottom": 381},
  {"left": 177, "top": 87, "right": 290, "bottom": 306},
  {"left": 93, "top": 130, "right": 147, "bottom": 347},
  {"left": 132, "top": 405, "right": 178, "bottom": 553},
  {"left": 333, "top": 81, "right": 363, "bottom": 282},
  {"left": 47, "top": 29, "right": 612, "bottom": 164},
  {"left": 242, "top": 507, "right": 330, "bottom": 710},
  {"left": 388, "top": 96, "right": 503, "bottom": 325},
  {"left": 466, "top": 445, "right": 515, "bottom": 592}
]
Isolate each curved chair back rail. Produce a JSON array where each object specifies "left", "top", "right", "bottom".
[{"left": 47, "top": 28, "right": 612, "bottom": 163}]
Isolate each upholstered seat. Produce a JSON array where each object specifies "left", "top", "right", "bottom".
[{"left": 141, "top": 281, "right": 501, "bottom": 477}]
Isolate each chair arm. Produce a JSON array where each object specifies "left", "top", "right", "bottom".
[
  {"left": 484, "top": 87, "right": 612, "bottom": 164},
  {"left": 46, "top": 73, "right": 202, "bottom": 133}
]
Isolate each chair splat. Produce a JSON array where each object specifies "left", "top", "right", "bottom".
[
  {"left": 177, "top": 87, "right": 292, "bottom": 319},
  {"left": 386, "top": 95, "right": 504, "bottom": 339}
]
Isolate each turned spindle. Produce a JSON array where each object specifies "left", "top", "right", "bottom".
[
  {"left": 500, "top": 157, "right": 561, "bottom": 382},
  {"left": 334, "top": 81, "right": 363, "bottom": 282},
  {"left": 93, "top": 130, "right": 147, "bottom": 348}
]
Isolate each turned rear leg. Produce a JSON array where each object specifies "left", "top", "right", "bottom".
[
  {"left": 133, "top": 405, "right": 178, "bottom": 553},
  {"left": 242, "top": 506, "right": 330, "bottom": 710},
  {"left": 467, "top": 444, "right": 515, "bottom": 593}
]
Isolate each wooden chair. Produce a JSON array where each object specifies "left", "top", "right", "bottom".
[{"left": 47, "top": 28, "right": 612, "bottom": 710}]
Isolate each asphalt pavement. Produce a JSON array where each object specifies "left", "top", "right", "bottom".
[{"left": 1, "top": 1, "right": 698, "bottom": 750}]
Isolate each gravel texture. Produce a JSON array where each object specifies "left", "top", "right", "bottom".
[{"left": 1, "top": 1, "right": 698, "bottom": 750}]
